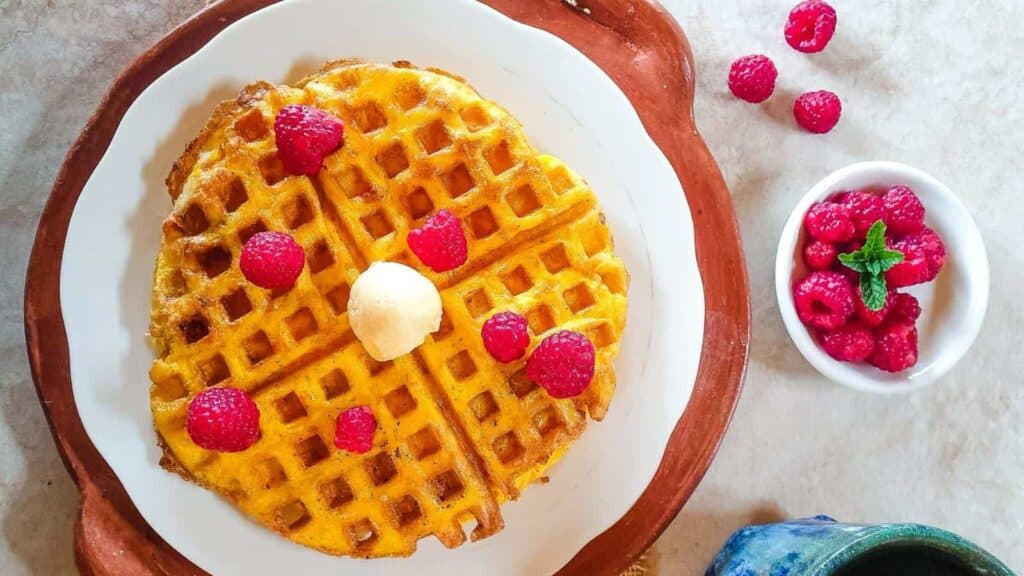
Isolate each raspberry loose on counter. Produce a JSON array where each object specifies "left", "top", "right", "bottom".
[
  {"left": 728, "top": 55, "right": 778, "bottom": 103},
  {"left": 526, "top": 330, "right": 596, "bottom": 399},
  {"left": 785, "top": 0, "right": 838, "bottom": 53},
  {"left": 334, "top": 406, "right": 377, "bottom": 454},
  {"left": 407, "top": 209, "right": 468, "bottom": 273},
  {"left": 273, "top": 104, "right": 344, "bottom": 176},
  {"left": 794, "top": 90, "right": 842, "bottom": 134},
  {"left": 186, "top": 387, "right": 261, "bottom": 452},
  {"left": 239, "top": 231, "right": 305, "bottom": 289}
]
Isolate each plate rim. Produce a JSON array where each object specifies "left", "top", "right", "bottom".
[{"left": 22, "top": 1, "right": 750, "bottom": 575}]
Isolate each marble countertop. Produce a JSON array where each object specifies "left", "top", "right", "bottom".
[{"left": 1, "top": 1, "right": 1021, "bottom": 574}]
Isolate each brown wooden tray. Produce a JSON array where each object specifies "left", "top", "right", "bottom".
[{"left": 23, "top": 1, "right": 750, "bottom": 574}]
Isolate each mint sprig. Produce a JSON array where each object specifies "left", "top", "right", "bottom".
[{"left": 838, "top": 220, "right": 904, "bottom": 311}]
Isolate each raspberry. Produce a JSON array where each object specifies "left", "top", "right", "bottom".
[
  {"left": 842, "top": 191, "right": 885, "bottom": 237},
  {"left": 841, "top": 240, "right": 864, "bottom": 253},
  {"left": 274, "top": 104, "right": 344, "bottom": 176},
  {"left": 882, "top": 186, "right": 926, "bottom": 234},
  {"left": 186, "top": 387, "right": 260, "bottom": 452},
  {"left": 914, "top": 226, "right": 947, "bottom": 278},
  {"left": 869, "top": 321, "right": 919, "bottom": 373},
  {"left": 407, "top": 209, "right": 468, "bottom": 273},
  {"left": 334, "top": 406, "right": 377, "bottom": 454},
  {"left": 804, "top": 201, "right": 855, "bottom": 243},
  {"left": 526, "top": 331, "right": 596, "bottom": 399},
  {"left": 889, "top": 292, "right": 922, "bottom": 323},
  {"left": 819, "top": 321, "right": 874, "bottom": 362},
  {"left": 794, "top": 90, "right": 842, "bottom": 134},
  {"left": 785, "top": 0, "right": 838, "bottom": 53},
  {"left": 885, "top": 239, "right": 931, "bottom": 288},
  {"left": 728, "top": 55, "right": 778, "bottom": 104},
  {"left": 793, "top": 271, "right": 855, "bottom": 330},
  {"left": 886, "top": 228, "right": 945, "bottom": 287},
  {"left": 240, "top": 231, "right": 305, "bottom": 289},
  {"left": 854, "top": 287, "right": 892, "bottom": 327},
  {"left": 482, "top": 312, "right": 530, "bottom": 363},
  {"left": 835, "top": 263, "right": 860, "bottom": 285},
  {"left": 803, "top": 240, "right": 837, "bottom": 270}
]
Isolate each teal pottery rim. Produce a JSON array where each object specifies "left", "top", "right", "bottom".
[{"left": 813, "top": 524, "right": 1015, "bottom": 576}]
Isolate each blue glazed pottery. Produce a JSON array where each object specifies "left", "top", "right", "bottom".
[{"left": 706, "top": 516, "right": 1015, "bottom": 576}]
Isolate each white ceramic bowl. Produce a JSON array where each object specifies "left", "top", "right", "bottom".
[{"left": 776, "top": 162, "right": 989, "bottom": 393}]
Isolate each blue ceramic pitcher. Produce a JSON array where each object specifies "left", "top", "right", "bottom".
[{"left": 706, "top": 516, "right": 1015, "bottom": 576}]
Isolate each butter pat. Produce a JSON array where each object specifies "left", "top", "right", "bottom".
[{"left": 348, "top": 262, "right": 442, "bottom": 361}]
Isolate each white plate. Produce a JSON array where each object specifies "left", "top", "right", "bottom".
[{"left": 60, "top": 0, "right": 704, "bottom": 574}]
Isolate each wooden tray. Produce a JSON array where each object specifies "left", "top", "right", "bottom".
[{"left": 23, "top": 1, "right": 750, "bottom": 574}]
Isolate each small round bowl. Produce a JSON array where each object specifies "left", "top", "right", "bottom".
[{"left": 776, "top": 161, "right": 989, "bottom": 393}]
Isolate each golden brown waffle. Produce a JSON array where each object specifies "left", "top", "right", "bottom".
[{"left": 149, "top": 60, "right": 628, "bottom": 557}]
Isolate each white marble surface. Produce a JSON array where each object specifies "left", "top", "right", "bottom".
[{"left": 1, "top": 1, "right": 1021, "bottom": 574}]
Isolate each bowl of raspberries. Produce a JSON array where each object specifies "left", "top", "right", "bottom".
[{"left": 776, "top": 162, "right": 989, "bottom": 393}]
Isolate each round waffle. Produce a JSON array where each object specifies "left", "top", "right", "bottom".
[{"left": 148, "top": 60, "right": 628, "bottom": 557}]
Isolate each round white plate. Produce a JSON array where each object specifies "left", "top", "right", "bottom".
[{"left": 60, "top": 0, "right": 704, "bottom": 574}]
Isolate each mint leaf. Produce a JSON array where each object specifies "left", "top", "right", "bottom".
[
  {"left": 838, "top": 251, "right": 868, "bottom": 273},
  {"left": 863, "top": 220, "right": 888, "bottom": 253},
  {"left": 835, "top": 219, "right": 903, "bottom": 311},
  {"left": 875, "top": 250, "right": 905, "bottom": 273},
  {"left": 860, "top": 273, "right": 889, "bottom": 311}
]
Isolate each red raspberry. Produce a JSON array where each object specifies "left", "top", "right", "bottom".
[
  {"left": 728, "top": 55, "right": 778, "bottom": 104},
  {"left": 407, "top": 209, "right": 468, "bottom": 273},
  {"left": 526, "top": 331, "right": 596, "bottom": 399},
  {"left": 882, "top": 186, "right": 926, "bottom": 234},
  {"left": 482, "top": 312, "right": 530, "bottom": 363},
  {"left": 819, "top": 321, "right": 874, "bottom": 362},
  {"left": 886, "top": 228, "right": 945, "bottom": 287},
  {"left": 792, "top": 271, "right": 855, "bottom": 330},
  {"left": 334, "top": 406, "right": 377, "bottom": 454},
  {"left": 274, "top": 104, "right": 345, "bottom": 176},
  {"left": 240, "top": 231, "right": 305, "bottom": 289},
  {"left": 803, "top": 240, "right": 837, "bottom": 270},
  {"left": 914, "top": 226, "right": 947, "bottom": 278},
  {"left": 834, "top": 263, "right": 860, "bottom": 285},
  {"left": 889, "top": 292, "right": 922, "bottom": 323},
  {"left": 804, "top": 201, "right": 855, "bottom": 243},
  {"left": 854, "top": 287, "right": 892, "bottom": 327},
  {"left": 869, "top": 321, "right": 919, "bottom": 373},
  {"left": 841, "top": 240, "right": 863, "bottom": 253},
  {"left": 841, "top": 191, "right": 885, "bottom": 237},
  {"left": 785, "top": 0, "right": 838, "bottom": 53},
  {"left": 794, "top": 90, "right": 842, "bottom": 134},
  {"left": 885, "top": 240, "right": 930, "bottom": 288},
  {"left": 186, "top": 387, "right": 260, "bottom": 452}
]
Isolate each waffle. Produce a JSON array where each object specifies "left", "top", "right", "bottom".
[{"left": 149, "top": 60, "right": 629, "bottom": 557}]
